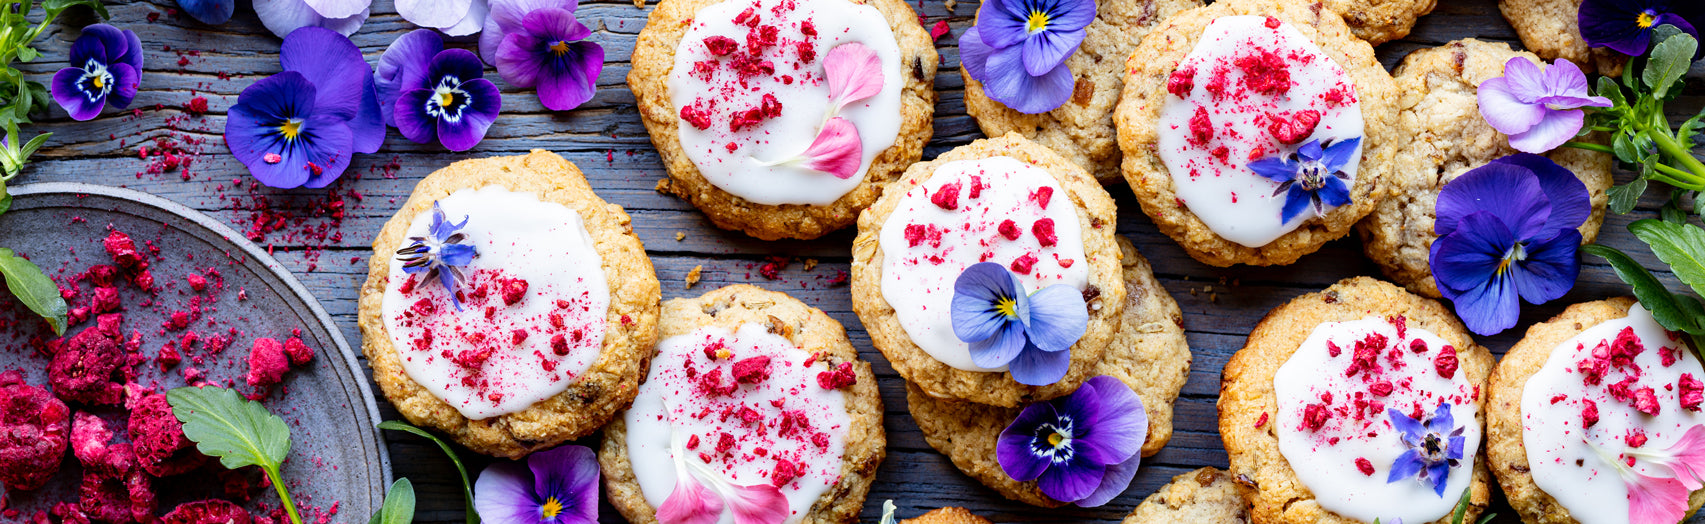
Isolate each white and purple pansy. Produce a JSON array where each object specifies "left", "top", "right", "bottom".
[
  {"left": 378, "top": 30, "right": 503, "bottom": 152},
  {"left": 480, "top": 0, "right": 605, "bottom": 112},
  {"left": 1476, "top": 57, "right": 1612, "bottom": 154},
  {"left": 997, "top": 375, "right": 1148, "bottom": 507},
  {"left": 950, "top": 261, "right": 1087, "bottom": 386},
  {"left": 1246, "top": 137, "right": 1360, "bottom": 225},
  {"left": 224, "top": 27, "right": 383, "bottom": 189},
  {"left": 51, "top": 24, "right": 142, "bottom": 122},
  {"left": 473, "top": 445, "right": 600, "bottom": 524}
]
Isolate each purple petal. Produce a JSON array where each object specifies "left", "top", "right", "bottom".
[
  {"left": 1652, "top": 13, "right": 1703, "bottom": 58},
  {"left": 318, "top": 8, "right": 371, "bottom": 35},
  {"left": 226, "top": 72, "right": 317, "bottom": 188},
  {"left": 536, "top": 41, "right": 603, "bottom": 111},
  {"left": 496, "top": 33, "right": 546, "bottom": 88},
  {"left": 1435, "top": 161, "right": 1550, "bottom": 239},
  {"left": 1432, "top": 211, "right": 1516, "bottom": 295},
  {"left": 51, "top": 68, "right": 104, "bottom": 121},
  {"left": 968, "top": 321, "right": 1028, "bottom": 369},
  {"left": 1318, "top": 176, "right": 1351, "bottom": 207},
  {"left": 106, "top": 63, "right": 140, "bottom": 109},
  {"left": 1073, "top": 376, "right": 1146, "bottom": 467},
  {"left": 982, "top": 44, "right": 1073, "bottom": 114},
  {"left": 440, "top": 244, "right": 476, "bottom": 266},
  {"left": 1500, "top": 57, "right": 1547, "bottom": 103},
  {"left": 394, "top": 88, "right": 439, "bottom": 144},
  {"left": 1387, "top": 449, "right": 1425, "bottom": 483},
  {"left": 297, "top": 111, "right": 357, "bottom": 188},
  {"left": 437, "top": 79, "right": 502, "bottom": 151},
  {"left": 1489, "top": 153, "right": 1591, "bottom": 232},
  {"left": 1427, "top": 462, "right": 1452, "bottom": 496},
  {"left": 1425, "top": 402, "right": 1455, "bottom": 433},
  {"left": 977, "top": 0, "right": 1029, "bottom": 49},
  {"left": 281, "top": 26, "right": 369, "bottom": 120},
  {"left": 528, "top": 445, "right": 599, "bottom": 523},
  {"left": 522, "top": 6, "right": 590, "bottom": 40},
  {"left": 1047, "top": 0, "right": 1096, "bottom": 33},
  {"left": 998, "top": 402, "right": 1060, "bottom": 482},
  {"left": 1477, "top": 77, "right": 1545, "bottom": 135},
  {"left": 397, "top": 0, "right": 474, "bottom": 30},
  {"left": 118, "top": 27, "right": 143, "bottom": 73},
  {"left": 176, "top": 0, "right": 235, "bottom": 24},
  {"left": 255, "top": 0, "right": 366, "bottom": 38},
  {"left": 430, "top": 48, "right": 488, "bottom": 85},
  {"left": 959, "top": 26, "right": 992, "bottom": 83},
  {"left": 953, "top": 263, "right": 1023, "bottom": 341},
  {"left": 1280, "top": 185, "right": 1311, "bottom": 224},
  {"left": 1020, "top": 29, "right": 1084, "bottom": 77},
  {"left": 1536, "top": 94, "right": 1614, "bottom": 109},
  {"left": 473, "top": 462, "right": 546, "bottom": 524},
  {"left": 1247, "top": 157, "right": 1296, "bottom": 182},
  {"left": 481, "top": 0, "right": 580, "bottom": 62},
  {"left": 1509, "top": 228, "right": 1582, "bottom": 305},
  {"left": 442, "top": 0, "right": 489, "bottom": 36},
  {"left": 1007, "top": 341, "right": 1071, "bottom": 386},
  {"left": 1540, "top": 58, "right": 1592, "bottom": 98},
  {"left": 1320, "top": 137, "right": 1361, "bottom": 173},
  {"left": 304, "top": 0, "right": 368, "bottom": 20},
  {"left": 66, "top": 33, "right": 107, "bottom": 71},
  {"left": 1075, "top": 450, "right": 1140, "bottom": 507},
  {"left": 377, "top": 29, "right": 446, "bottom": 127},
  {"left": 1509, "top": 108, "right": 1586, "bottom": 154},
  {"left": 77, "top": 25, "right": 130, "bottom": 66},
  {"left": 1024, "top": 284, "right": 1086, "bottom": 352},
  {"left": 1035, "top": 451, "right": 1105, "bottom": 503},
  {"left": 1387, "top": 408, "right": 1424, "bottom": 441},
  {"left": 1298, "top": 139, "right": 1324, "bottom": 163},
  {"left": 1447, "top": 435, "right": 1466, "bottom": 460},
  {"left": 1579, "top": 0, "right": 1652, "bottom": 55}
]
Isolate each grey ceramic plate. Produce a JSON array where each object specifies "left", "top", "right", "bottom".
[{"left": 0, "top": 182, "right": 389, "bottom": 521}]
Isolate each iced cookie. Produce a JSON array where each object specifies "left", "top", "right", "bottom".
[
  {"left": 959, "top": 0, "right": 1202, "bottom": 182},
  {"left": 358, "top": 150, "right": 661, "bottom": 458},
  {"left": 630, "top": 0, "right": 938, "bottom": 240},
  {"left": 1219, "top": 277, "right": 1495, "bottom": 524},
  {"left": 1114, "top": 0, "right": 1399, "bottom": 267},
  {"left": 1486, "top": 298, "right": 1705, "bottom": 524},
  {"left": 599, "top": 285, "right": 883, "bottom": 524},
  {"left": 900, "top": 508, "right": 991, "bottom": 524},
  {"left": 1322, "top": 0, "right": 1434, "bottom": 45},
  {"left": 852, "top": 133, "right": 1125, "bottom": 407},
  {"left": 1499, "top": 0, "right": 1626, "bottom": 76},
  {"left": 906, "top": 237, "right": 1189, "bottom": 506},
  {"left": 1124, "top": 467, "right": 1252, "bottom": 524},
  {"left": 1357, "top": 39, "right": 1612, "bottom": 298}
]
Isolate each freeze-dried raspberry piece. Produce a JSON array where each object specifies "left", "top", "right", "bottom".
[
  {"left": 72, "top": 411, "right": 132, "bottom": 476},
  {"left": 815, "top": 362, "right": 856, "bottom": 389},
  {"left": 1434, "top": 346, "right": 1459, "bottom": 379},
  {"left": 0, "top": 370, "right": 70, "bottom": 491},
  {"left": 50, "top": 314, "right": 129, "bottom": 405},
  {"left": 53, "top": 503, "right": 90, "bottom": 524},
  {"left": 283, "top": 337, "right": 314, "bottom": 367},
  {"left": 732, "top": 356, "right": 772, "bottom": 384},
  {"left": 501, "top": 278, "right": 529, "bottom": 306},
  {"left": 129, "top": 393, "right": 207, "bottom": 477},
  {"left": 103, "top": 230, "right": 144, "bottom": 269},
  {"left": 162, "top": 500, "right": 254, "bottom": 524},
  {"left": 1682, "top": 373, "right": 1704, "bottom": 411},
  {"left": 246, "top": 338, "right": 290, "bottom": 390}
]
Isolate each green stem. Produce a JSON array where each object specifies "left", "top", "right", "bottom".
[
  {"left": 1564, "top": 141, "right": 1615, "bottom": 154},
  {"left": 1649, "top": 131, "right": 1705, "bottom": 184},
  {"left": 264, "top": 465, "right": 304, "bottom": 524}
]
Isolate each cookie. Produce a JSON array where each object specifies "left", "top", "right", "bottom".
[
  {"left": 852, "top": 132, "right": 1125, "bottom": 407},
  {"left": 960, "top": 0, "right": 1203, "bottom": 183},
  {"left": 900, "top": 507, "right": 992, "bottom": 524},
  {"left": 1124, "top": 467, "right": 1252, "bottom": 524},
  {"left": 630, "top": 0, "right": 938, "bottom": 240},
  {"left": 906, "top": 236, "right": 1190, "bottom": 506},
  {"left": 1322, "top": 0, "right": 1434, "bottom": 45},
  {"left": 358, "top": 150, "right": 661, "bottom": 458},
  {"left": 1486, "top": 298, "right": 1705, "bottom": 524},
  {"left": 1356, "top": 39, "right": 1613, "bottom": 298},
  {"left": 600, "top": 285, "right": 884, "bottom": 524},
  {"left": 1219, "top": 277, "right": 1495, "bottom": 524},
  {"left": 1114, "top": 0, "right": 1400, "bottom": 267},
  {"left": 1498, "top": 0, "right": 1626, "bottom": 76}
]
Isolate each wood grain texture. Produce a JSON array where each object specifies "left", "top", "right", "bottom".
[{"left": 10, "top": 0, "right": 1705, "bottom": 521}]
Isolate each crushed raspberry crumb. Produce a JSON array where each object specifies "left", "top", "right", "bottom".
[
  {"left": 1434, "top": 346, "right": 1458, "bottom": 379},
  {"left": 1166, "top": 67, "right": 1195, "bottom": 98},
  {"left": 1010, "top": 253, "right": 1038, "bottom": 274},
  {"left": 1581, "top": 398, "right": 1600, "bottom": 428},
  {"left": 930, "top": 182, "right": 961, "bottom": 210},
  {"left": 1302, "top": 403, "right": 1329, "bottom": 431},
  {"left": 998, "top": 220, "right": 1021, "bottom": 240},
  {"left": 704, "top": 35, "right": 738, "bottom": 55},
  {"left": 732, "top": 356, "right": 772, "bottom": 384},
  {"left": 1355, "top": 457, "right": 1374, "bottom": 476},
  {"left": 1032, "top": 219, "right": 1057, "bottom": 247}
]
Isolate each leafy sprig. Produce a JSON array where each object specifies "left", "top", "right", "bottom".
[{"left": 379, "top": 420, "right": 480, "bottom": 524}]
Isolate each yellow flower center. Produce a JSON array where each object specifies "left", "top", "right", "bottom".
[
  {"left": 91, "top": 75, "right": 104, "bottom": 89},
  {"left": 1026, "top": 10, "right": 1049, "bottom": 33},
  {"left": 541, "top": 497, "right": 563, "bottom": 519},
  {"left": 549, "top": 41, "right": 571, "bottom": 56},
  {"left": 1637, "top": 11, "right": 1656, "bottom": 28},
  {"left": 1046, "top": 431, "right": 1065, "bottom": 447},
  {"left": 437, "top": 88, "right": 456, "bottom": 107},
  {"left": 278, "top": 119, "right": 302, "bottom": 140},
  {"left": 995, "top": 297, "right": 1019, "bottom": 318}
]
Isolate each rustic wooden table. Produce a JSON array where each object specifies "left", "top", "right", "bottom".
[{"left": 11, "top": 0, "right": 1704, "bottom": 521}]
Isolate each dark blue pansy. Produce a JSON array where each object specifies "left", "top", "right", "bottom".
[
  {"left": 50, "top": 24, "right": 142, "bottom": 122},
  {"left": 1579, "top": 0, "right": 1702, "bottom": 56},
  {"left": 396, "top": 202, "right": 477, "bottom": 311},
  {"left": 950, "top": 262, "right": 1087, "bottom": 386},
  {"left": 997, "top": 376, "right": 1147, "bottom": 506},
  {"left": 380, "top": 30, "right": 502, "bottom": 152},
  {"left": 1247, "top": 137, "right": 1360, "bottom": 224},
  {"left": 1386, "top": 403, "right": 1466, "bottom": 497}
]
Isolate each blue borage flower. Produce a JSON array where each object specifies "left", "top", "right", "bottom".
[
  {"left": 1246, "top": 137, "right": 1360, "bottom": 224},
  {"left": 1429, "top": 153, "right": 1589, "bottom": 336},
  {"left": 1386, "top": 403, "right": 1466, "bottom": 497},
  {"left": 51, "top": 24, "right": 142, "bottom": 122},
  {"left": 957, "top": 0, "right": 1094, "bottom": 114},
  {"left": 224, "top": 27, "right": 382, "bottom": 189},
  {"left": 1579, "top": 0, "right": 1703, "bottom": 57},
  {"left": 950, "top": 262, "right": 1087, "bottom": 386},
  {"left": 473, "top": 445, "right": 600, "bottom": 524},
  {"left": 997, "top": 375, "right": 1147, "bottom": 506},
  {"left": 378, "top": 30, "right": 503, "bottom": 151},
  {"left": 396, "top": 202, "right": 477, "bottom": 311}
]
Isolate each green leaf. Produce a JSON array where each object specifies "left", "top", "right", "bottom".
[
  {"left": 1449, "top": 486, "right": 1471, "bottom": 524},
  {"left": 1610, "top": 177, "right": 1648, "bottom": 214},
  {"left": 1598, "top": 75, "right": 1627, "bottom": 108},
  {"left": 1681, "top": 112, "right": 1705, "bottom": 150},
  {"left": 378, "top": 421, "right": 480, "bottom": 524},
  {"left": 0, "top": 247, "right": 66, "bottom": 334},
  {"left": 19, "top": 131, "right": 48, "bottom": 160},
  {"left": 166, "top": 386, "right": 291, "bottom": 470},
  {"left": 1583, "top": 244, "right": 1705, "bottom": 334},
  {"left": 1661, "top": 198, "right": 1688, "bottom": 224},
  {"left": 42, "top": 0, "right": 105, "bottom": 18},
  {"left": 1629, "top": 219, "right": 1705, "bottom": 299},
  {"left": 368, "top": 478, "right": 415, "bottom": 524},
  {"left": 1647, "top": 31, "right": 1698, "bottom": 100}
]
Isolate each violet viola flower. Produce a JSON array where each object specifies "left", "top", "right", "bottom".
[
  {"left": 1246, "top": 137, "right": 1359, "bottom": 224},
  {"left": 951, "top": 262, "right": 1088, "bottom": 386},
  {"left": 958, "top": 0, "right": 1094, "bottom": 114},
  {"left": 51, "top": 24, "right": 142, "bottom": 122},
  {"left": 1579, "top": 0, "right": 1702, "bottom": 56},
  {"left": 472, "top": 444, "right": 599, "bottom": 524},
  {"left": 656, "top": 432, "right": 788, "bottom": 524},
  {"left": 253, "top": 0, "right": 372, "bottom": 38},
  {"left": 480, "top": 0, "right": 604, "bottom": 112},
  {"left": 1386, "top": 403, "right": 1466, "bottom": 497},
  {"left": 1429, "top": 154, "right": 1590, "bottom": 336},
  {"left": 176, "top": 0, "right": 234, "bottom": 25},
  {"left": 1477, "top": 57, "right": 1613, "bottom": 154},
  {"left": 395, "top": 202, "right": 476, "bottom": 310},
  {"left": 400, "top": 0, "right": 490, "bottom": 36},
  {"left": 224, "top": 27, "right": 383, "bottom": 189},
  {"left": 378, "top": 30, "right": 503, "bottom": 151},
  {"left": 997, "top": 375, "right": 1148, "bottom": 506}
]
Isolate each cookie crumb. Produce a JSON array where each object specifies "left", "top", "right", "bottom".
[
  {"left": 803, "top": 258, "right": 818, "bottom": 271},
  {"left": 655, "top": 178, "right": 672, "bottom": 193},
  {"left": 675, "top": 231, "right": 686, "bottom": 241},
  {"left": 686, "top": 265, "right": 703, "bottom": 289}
]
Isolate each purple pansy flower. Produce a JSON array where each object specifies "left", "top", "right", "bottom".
[
  {"left": 480, "top": 0, "right": 604, "bottom": 111},
  {"left": 396, "top": 201, "right": 476, "bottom": 310},
  {"left": 378, "top": 30, "right": 502, "bottom": 151},
  {"left": 51, "top": 24, "right": 142, "bottom": 122},
  {"left": 997, "top": 375, "right": 1148, "bottom": 506},
  {"left": 1386, "top": 403, "right": 1466, "bottom": 498},
  {"left": 958, "top": 0, "right": 1094, "bottom": 114},
  {"left": 1579, "top": 0, "right": 1702, "bottom": 56},
  {"left": 1430, "top": 153, "right": 1589, "bottom": 336},
  {"left": 400, "top": 0, "right": 490, "bottom": 36},
  {"left": 950, "top": 262, "right": 1087, "bottom": 386},
  {"left": 176, "top": 0, "right": 235, "bottom": 24},
  {"left": 224, "top": 27, "right": 382, "bottom": 189},
  {"left": 253, "top": 0, "right": 372, "bottom": 38},
  {"left": 1477, "top": 57, "right": 1613, "bottom": 154},
  {"left": 473, "top": 445, "right": 598, "bottom": 524},
  {"left": 1247, "top": 137, "right": 1359, "bottom": 224}
]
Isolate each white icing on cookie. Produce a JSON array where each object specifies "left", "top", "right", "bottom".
[
  {"left": 381, "top": 186, "right": 610, "bottom": 420},
  {"left": 1156, "top": 15, "right": 1364, "bottom": 247},
  {"left": 625, "top": 324, "right": 851, "bottom": 524},
  {"left": 668, "top": 0, "right": 903, "bottom": 206},
  {"left": 1274, "top": 316, "right": 1481, "bottom": 523},
  {"left": 1520, "top": 304, "right": 1705, "bottom": 524},
  {"left": 876, "top": 156, "right": 1089, "bottom": 371}
]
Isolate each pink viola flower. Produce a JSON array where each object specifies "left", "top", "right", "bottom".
[
  {"left": 756, "top": 117, "right": 863, "bottom": 179},
  {"left": 1477, "top": 57, "right": 1612, "bottom": 153},
  {"left": 824, "top": 42, "right": 884, "bottom": 118},
  {"left": 658, "top": 432, "right": 790, "bottom": 524}
]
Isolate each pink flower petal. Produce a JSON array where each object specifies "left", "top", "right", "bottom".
[
  {"left": 1627, "top": 470, "right": 1690, "bottom": 524},
  {"left": 656, "top": 475, "right": 724, "bottom": 524},
  {"left": 1660, "top": 425, "right": 1705, "bottom": 489},
  {"left": 724, "top": 483, "right": 789, "bottom": 524},
  {"left": 800, "top": 117, "right": 863, "bottom": 179},
  {"left": 824, "top": 42, "right": 883, "bottom": 113}
]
